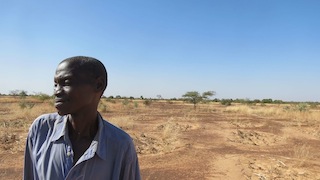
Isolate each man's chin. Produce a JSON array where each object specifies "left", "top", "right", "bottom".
[{"left": 56, "top": 109, "right": 69, "bottom": 116}]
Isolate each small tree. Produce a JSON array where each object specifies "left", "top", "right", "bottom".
[
  {"left": 202, "top": 91, "right": 215, "bottom": 102},
  {"left": 220, "top": 99, "right": 232, "bottom": 106},
  {"left": 182, "top": 91, "right": 215, "bottom": 109},
  {"left": 10, "top": 90, "right": 28, "bottom": 98},
  {"left": 156, "top": 95, "right": 162, "bottom": 99}
]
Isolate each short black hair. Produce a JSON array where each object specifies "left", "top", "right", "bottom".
[{"left": 60, "top": 56, "right": 108, "bottom": 92}]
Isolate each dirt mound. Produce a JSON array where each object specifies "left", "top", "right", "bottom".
[
  {"left": 228, "top": 129, "right": 285, "bottom": 146},
  {"left": 133, "top": 121, "right": 192, "bottom": 154}
]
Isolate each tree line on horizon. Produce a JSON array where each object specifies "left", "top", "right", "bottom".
[{"left": 1, "top": 89, "right": 319, "bottom": 106}]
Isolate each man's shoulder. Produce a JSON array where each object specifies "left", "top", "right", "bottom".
[
  {"left": 29, "top": 113, "right": 63, "bottom": 134},
  {"left": 100, "top": 118, "right": 133, "bottom": 143}
]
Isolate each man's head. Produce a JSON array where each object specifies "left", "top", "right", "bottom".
[
  {"left": 54, "top": 56, "right": 108, "bottom": 115},
  {"left": 59, "top": 56, "right": 108, "bottom": 93}
]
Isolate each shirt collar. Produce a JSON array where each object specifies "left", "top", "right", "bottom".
[
  {"left": 50, "top": 113, "right": 108, "bottom": 161},
  {"left": 51, "top": 115, "right": 68, "bottom": 142},
  {"left": 94, "top": 113, "right": 107, "bottom": 161}
]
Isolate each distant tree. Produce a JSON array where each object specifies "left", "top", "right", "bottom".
[
  {"left": 262, "top": 98, "right": 273, "bottom": 104},
  {"left": 202, "top": 91, "right": 215, "bottom": 101},
  {"left": 10, "top": 90, "right": 28, "bottom": 98},
  {"left": 10, "top": 89, "right": 27, "bottom": 96},
  {"left": 253, "top": 99, "right": 261, "bottom": 103},
  {"left": 19, "top": 91, "right": 28, "bottom": 97},
  {"left": 182, "top": 91, "right": 215, "bottom": 109},
  {"left": 9, "top": 90, "right": 19, "bottom": 96},
  {"left": 156, "top": 95, "right": 162, "bottom": 99},
  {"left": 115, "top": 95, "right": 121, "bottom": 99},
  {"left": 140, "top": 96, "right": 144, "bottom": 99},
  {"left": 212, "top": 98, "right": 220, "bottom": 102}
]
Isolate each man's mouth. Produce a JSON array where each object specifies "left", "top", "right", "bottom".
[{"left": 55, "top": 98, "right": 68, "bottom": 106}]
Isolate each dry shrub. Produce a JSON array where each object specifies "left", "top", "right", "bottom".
[
  {"left": 98, "top": 101, "right": 108, "bottom": 113},
  {"left": 1, "top": 133, "right": 18, "bottom": 145},
  {"left": 0, "top": 131, "right": 24, "bottom": 153},
  {"left": 293, "top": 144, "right": 312, "bottom": 167},
  {"left": 158, "top": 120, "right": 180, "bottom": 140},
  {"left": 224, "top": 105, "right": 320, "bottom": 124}
]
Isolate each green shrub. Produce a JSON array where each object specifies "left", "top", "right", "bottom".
[
  {"left": 35, "top": 93, "right": 52, "bottom": 102},
  {"left": 296, "top": 103, "right": 308, "bottom": 112},
  {"left": 122, "top": 99, "right": 130, "bottom": 106},
  {"left": 221, "top": 99, "right": 232, "bottom": 106},
  {"left": 143, "top": 99, "right": 152, "bottom": 106},
  {"left": 261, "top": 98, "right": 273, "bottom": 103}
]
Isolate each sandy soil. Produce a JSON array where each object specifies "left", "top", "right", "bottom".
[{"left": 1, "top": 99, "right": 320, "bottom": 179}]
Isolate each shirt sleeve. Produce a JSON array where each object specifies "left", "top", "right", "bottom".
[
  {"left": 23, "top": 131, "right": 37, "bottom": 180},
  {"left": 120, "top": 140, "right": 141, "bottom": 180}
]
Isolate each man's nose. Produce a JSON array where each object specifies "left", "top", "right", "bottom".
[{"left": 54, "top": 84, "right": 62, "bottom": 95}]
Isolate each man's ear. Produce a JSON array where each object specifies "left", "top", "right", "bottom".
[{"left": 95, "top": 76, "right": 104, "bottom": 92}]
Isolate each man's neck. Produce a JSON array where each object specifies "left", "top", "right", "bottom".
[{"left": 67, "top": 111, "right": 99, "bottom": 140}]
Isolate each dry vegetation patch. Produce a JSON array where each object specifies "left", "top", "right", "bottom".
[
  {"left": 1, "top": 98, "right": 320, "bottom": 179},
  {"left": 132, "top": 120, "right": 194, "bottom": 155}
]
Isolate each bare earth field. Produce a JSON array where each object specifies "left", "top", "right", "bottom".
[{"left": 1, "top": 96, "right": 320, "bottom": 179}]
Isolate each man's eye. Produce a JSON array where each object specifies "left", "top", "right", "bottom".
[{"left": 64, "top": 80, "right": 72, "bottom": 86}]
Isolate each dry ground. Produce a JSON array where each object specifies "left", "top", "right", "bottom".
[{"left": 1, "top": 96, "right": 320, "bottom": 179}]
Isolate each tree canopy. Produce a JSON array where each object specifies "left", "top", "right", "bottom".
[{"left": 182, "top": 91, "right": 215, "bottom": 109}]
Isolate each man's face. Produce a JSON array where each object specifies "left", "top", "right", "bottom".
[{"left": 54, "top": 61, "right": 97, "bottom": 115}]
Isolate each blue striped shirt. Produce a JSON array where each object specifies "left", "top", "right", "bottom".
[{"left": 23, "top": 113, "right": 141, "bottom": 180}]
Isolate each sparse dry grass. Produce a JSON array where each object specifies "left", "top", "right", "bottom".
[
  {"left": 224, "top": 104, "right": 320, "bottom": 123},
  {"left": 0, "top": 99, "right": 56, "bottom": 154},
  {"left": 108, "top": 115, "right": 135, "bottom": 130},
  {"left": 293, "top": 143, "right": 312, "bottom": 167}
]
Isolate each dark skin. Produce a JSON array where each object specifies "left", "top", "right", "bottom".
[{"left": 54, "top": 60, "right": 104, "bottom": 164}]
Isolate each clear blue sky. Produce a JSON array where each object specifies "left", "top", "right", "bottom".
[{"left": 1, "top": 0, "right": 319, "bottom": 102}]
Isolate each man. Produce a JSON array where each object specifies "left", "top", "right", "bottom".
[{"left": 24, "top": 56, "right": 141, "bottom": 180}]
